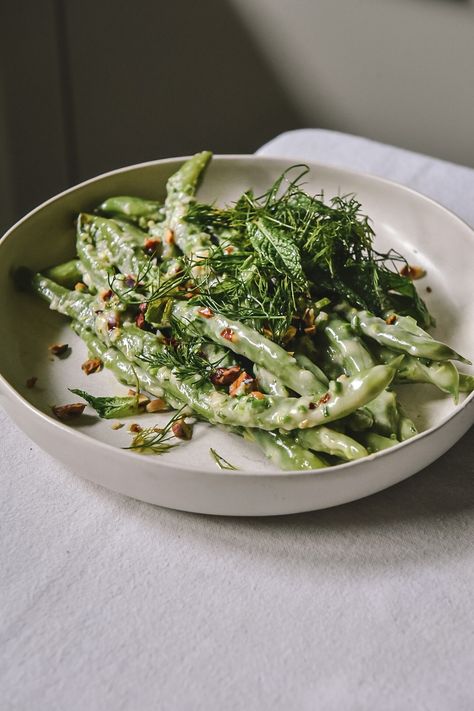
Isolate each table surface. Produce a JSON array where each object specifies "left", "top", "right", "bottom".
[{"left": 1, "top": 130, "right": 473, "bottom": 711}]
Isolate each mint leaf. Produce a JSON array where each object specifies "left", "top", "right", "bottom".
[
  {"left": 69, "top": 388, "right": 141, "bottom": 419},
  {"left": 250, "top": 219, "right": 308, "bottom": 290}
]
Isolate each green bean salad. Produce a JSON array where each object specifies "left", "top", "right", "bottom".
[{"left": 26, "top": 152, "right": 473, "bottom": 470}]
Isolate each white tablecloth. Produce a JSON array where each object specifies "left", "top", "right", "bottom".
[{"left": 1, "top": 130, "right": 473, "bottom": 711}]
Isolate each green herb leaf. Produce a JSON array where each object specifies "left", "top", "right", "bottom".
[
  {"left": 250, "top": 218, "right": 308, "bottom": 290},
  {"left": 69, "top": 388, "right": 141, "bottom": 419}
]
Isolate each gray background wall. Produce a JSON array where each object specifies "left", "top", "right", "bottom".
[{"left": 1, "top": 0, "right": 473, "bottom": 234}]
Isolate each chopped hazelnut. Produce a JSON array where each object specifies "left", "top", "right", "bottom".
[
  {"left": 52, "top": 403, "right": 85, "bottom": 420},
  {"left": 400, "top": 264, "right": 426, "bottom": 280},
  {"left": 303, "top": 307, "right": 315, "bottom": 327},
  {"left": 210, "top": 365, "right": 241, "bottom": 386},
  {"left": 303, "top": 325, "right": 316, "bottom": 335},
  {"left": 220, "top": 327, "right": 236, "bottom": 343},
  {"left": 198, "top": 307, "right": 214, "bottom": 319},
  {"left": 135, "top": 312, "right": 145, "bottom": 329},
  {"left": 129, "top": 423, "right": 142, "bottom": 433},
  {"left": 385, "top": 313, "right": 397, "bottom": 325},
  {"left": 74, "top": 282, "right": 87, "bottom": 292},
  {"left": 316, "top": 392, "right": 331, "bottom": 406},
  {"left": 111, "top": 422, "right": 124, "bottom": 430},
  {"left": 282, "top": 326, "right": 297, "bottom": 345},
  {"left": 146, "top": 398, "right": 169, "bottom": 413},
  {"left": 164, "top": 228, "right": 175, "bottom": 245},
  {"left": 49, "top": 343, "right": 70, "bottom": 358},
  {"left": 250, "top": 391, "right": 265, "bottom": 400},
  {"left": 144, "top": 238, "right": 161, "bottom": 256},
  {"left": 171, "top": 418, "right": 193, "bottom": 440},
  {"left": 107, "top": 314, "right": 120, "bottom": 330},
  {"left": 81, "top": 358, "right": 103, "bottom": 375},
  {"left": 229, "top": 371, "right": 256, "bottom": 397}
]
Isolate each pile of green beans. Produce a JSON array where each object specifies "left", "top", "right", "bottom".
[{"left": 29, "top": 152, "right": 472, "bottom": 470}]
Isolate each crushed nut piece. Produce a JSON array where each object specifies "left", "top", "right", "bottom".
[
  {"left": 385, "top": 313, "right": 397, "bottom": 325},
  {"left": 210, "top": 365, "right": 241, "bottom": 386},
  {"left": 229, "top": 371, "right": 256, "bottom": 397},
  {"left": 107, "top": 314, "right": 120, "bottom": 330},
  {"left": 262, "top": 327, "right": 273, "bottom": 340},
  {"left": 135, "top": 312, "right": 146, "bottom": 329},
  {"left": 164, "top": 228, "right": 175, "bottom": 245},
  {"left": 282, "top": 326, "right": 297, "bottom": 345},
  {"left": 220, "top": 327, "right": 236, "bottom": 343},
  {"left": 316, "top": 392, "right": 331, "bottom": 406},
  {"left": 171, "top": 418, "right": 193, "bottom": 440},
  {"left": 81, "top": 358, "right": 103, "bottom": 375},
  {"left": 144, "top": 238, "right": 161, "bottom": 256},
  {"left": 304, "top": 325, "right": 316, "bottom": 335},
  {"left": 111, "top": 422, "right": 124, "bottom": 430},
  {"left": 224, "top": 246, "right": 234, "bottom": 254},
  {"left": 26, "top": 376, "right": 37, "bottom": 388},
  {"left": 146, "top": 398, "right": 169, "bottom": 413},
  {"left": 129, "top": 423, "right": 142, "bottom": 433},
  {"left": 74, "top": 282, "right": 87, "bottom": 292},
  {"left": 52, "top": 403, "right": 85, "bottom": 420},
  {"left": 250, "top": 391, "right": 265, "bottom": 400},
  {"left": 303, "top": 307, "right": 315, "bottom": 327},
  {"left": 198, "top": 306, "right": 214, "bottom": 319},
  {"left": 400, "top": 264, "right": 426, "bottom": 280},
  {"left": 49, "top": 343, "right": 70, "bottom": 357}
]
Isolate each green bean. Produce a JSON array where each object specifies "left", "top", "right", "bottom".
[
  {"left": 345, "top": 307, "right": 470, "bottom": 364},
  {"left": 293, "top": 353, "right": 329, "bottom": 391},
  {"left": 253, "top": 365, "right": 289, "bottom": 397},
  {"left": 80, "top": 214, "right": 149, "bottom": 277},
  {"left": 97, "top": 196, "right": 163, "bottom": 223},
  {"left": 375, "top": 346, "right": 459, "bottom": 400},
  {"left": 171, "top": 300, "right": 325, "bottom": 397},
  {"left": 459, "top": 373, "right": 474, "bottom": 393},
  {"left": 293, "top": 334, "right": 375, "bottom": 431},
  {"left": 398, "top": 410, "right": 418, "bottom": 441},
  {"left": 244, "top": 429, "right": 328, "bottom": 470},
  {"left": 296, "top": 427, "right": 367, "bottom": 461},
  {"left": 32, "top": 274, "right": 95, "bottom": 326},
  {"left": 359, "top": 432, "right": 399, "bottom": 453},
  {"left": 71, "top": 320, "right": 166, "bottom": 399},
  {"left": 43, "top": 259, "right": 82, "bottom": 289},
  {"left": 322, "top": 316, "right": 401, "bottom": 436},
  {"left": 164, "top": 152, "right": 213, "bottom": 259}
]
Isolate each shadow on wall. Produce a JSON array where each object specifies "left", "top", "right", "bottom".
[{"left": 0, "top": 0, "right": 303, "bottom": 229}]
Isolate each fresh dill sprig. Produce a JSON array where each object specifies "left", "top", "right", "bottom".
[
  {"left": 125, "top": 406, "right": 187, "bottom": 454},
  {"left": 139, "top": 317, "right": 227, "bottom": 384},
  {"left": 107, "top": 263, "right": 186, "bottom": 306},
  {"left": 209, "top": 448, "right": 239, "bottom": 470}
]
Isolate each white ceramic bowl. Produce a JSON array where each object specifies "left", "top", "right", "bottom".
[{"left": 0, "top": 156, "right": 473, "bottom": 515}]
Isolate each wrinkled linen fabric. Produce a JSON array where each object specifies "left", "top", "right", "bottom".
[{"left": 1, "top": 130, "right": 473, "bottom": 711}]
